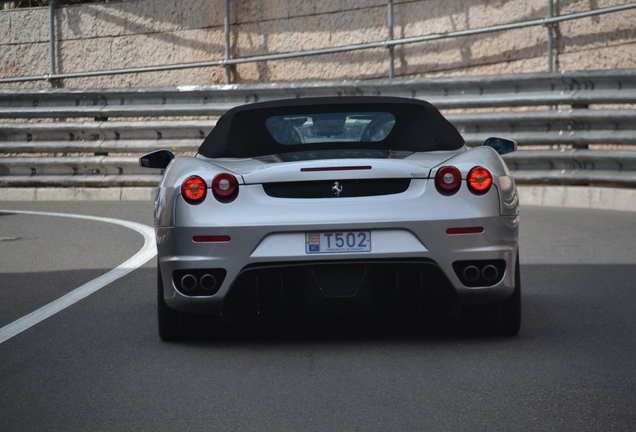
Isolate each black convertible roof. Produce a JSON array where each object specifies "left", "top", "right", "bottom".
[{"left": 198, "top": 96, "right": 464, "bottom": 158}]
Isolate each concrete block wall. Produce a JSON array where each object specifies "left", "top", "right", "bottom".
[{"left": 1, "top": 0, "right": 636, "bottom": 89}]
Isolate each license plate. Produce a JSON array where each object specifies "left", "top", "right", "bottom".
[{"left": 305, "top": 231, "right": 372, "bottom": 254}]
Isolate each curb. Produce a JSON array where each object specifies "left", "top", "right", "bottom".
[{"left": 0, "top": 185, "right": 634, "bottom": 212}]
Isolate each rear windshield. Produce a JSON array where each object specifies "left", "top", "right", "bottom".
[{"left": 265, "top": 112, "right": 396, "bottom": 145}]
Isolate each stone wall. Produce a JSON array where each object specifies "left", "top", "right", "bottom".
[{"left": 1, "top": 0, "right": 636, "bottom": 89}]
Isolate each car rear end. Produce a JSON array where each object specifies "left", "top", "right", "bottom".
[{"left": 156, "top": 149, "right": 519, "bottom": 327}]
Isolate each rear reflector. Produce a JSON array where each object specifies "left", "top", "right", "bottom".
[
  {"left": 446, "top": 227, "right": 484, "bottom": 235},
  {"left": 193, "top": 236, "right": 231, "bottom": 243},
  {"left": 301, "top": 166, "right": 372, "bottom": 172}
]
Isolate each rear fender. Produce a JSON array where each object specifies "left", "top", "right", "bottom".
[
  {"left": 430, "top": 146, "right": 518, "bottom": 216},
  {"left": 154, "top": 156, "right": 245, "bottom": 227}
]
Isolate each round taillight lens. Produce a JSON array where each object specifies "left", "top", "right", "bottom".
[
  {"left": 212, "top": 173, "right": 239, "bottom": 203},
  {"left": 435, "top": 166, "right": 462, "bottom": 195},
  {"left": 182, "top": 176, "right": 207, "bottom": 204},
  {"left": 467, "top": 167, "right": 493, "bottom": 194}
]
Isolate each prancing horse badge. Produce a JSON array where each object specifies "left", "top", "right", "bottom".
[{"left": 332, "top": 181, "right": 343, "bottom": 197}]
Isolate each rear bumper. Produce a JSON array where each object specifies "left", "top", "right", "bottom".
[
  {"left": 157, "top": 180, "right": 519, "bottom": 319},
  {"left": 158, "top": 241, "right": 518, "bottom": 320}
]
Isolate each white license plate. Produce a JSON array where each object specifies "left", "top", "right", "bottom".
[{"left": 305, "top": 231, "right": 372, "bottom": 254}]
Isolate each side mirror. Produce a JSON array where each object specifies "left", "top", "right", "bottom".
[
  {"left": 139, "top": 150, "right": 175, "bottom": 169},
  {"left": 483, "top": 137, "right": 517, "bottom": 155}
]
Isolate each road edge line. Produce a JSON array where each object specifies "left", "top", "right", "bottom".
[{"left": 0, "top": 210, "right": 156, "bottom": 345}]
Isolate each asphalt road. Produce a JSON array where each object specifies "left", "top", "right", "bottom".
[{"left": 0, "top": 201, "right": 635, "bottom": 431}]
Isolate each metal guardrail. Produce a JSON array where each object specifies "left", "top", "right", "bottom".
[
  {"left": 2, "top": 110, "right": 634, "bottom": 151},
  {"left": 4, "top": 69, "right": 636, "bottom": 115},
  {"left": 0, "top": 120, "right": 215, "bottom": 154},
  {"left": 505, "top": 150, "right": 636, "bottom": 186},
  {"left": 3, "top": 151, "right": 634, "bottom": 188},
  {"left": 1, "top": 70, "right": 636, "bottom": 187}
]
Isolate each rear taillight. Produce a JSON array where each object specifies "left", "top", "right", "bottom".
[
  {"left": 182, "top": 176, "right": 207, "bottom": 204},
  {"left": 212, "top": 173, "right": 239, "bottom": 203},
  {"left": 467, "top": 167, "right": 493, "bottom": 195},
  {"left": 435, "top": 166, "right": 462, "bottom": 195}
]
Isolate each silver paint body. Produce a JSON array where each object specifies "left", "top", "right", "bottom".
[{"left": 154, "top": 145, "right": 519, "bottom": 314}]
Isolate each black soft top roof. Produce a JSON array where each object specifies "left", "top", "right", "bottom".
[{"left": 198, "top": 96, "right": 464, "bottom": 158}]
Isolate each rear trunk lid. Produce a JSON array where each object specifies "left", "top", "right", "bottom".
[{"left": 201, "top": 150, "right": 462, "bottom": 184}]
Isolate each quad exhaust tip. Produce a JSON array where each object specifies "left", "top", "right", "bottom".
[
  {"left": 173, "top": 269, "right": 226, "bottom": 296},
  {"left": 463, "top": 265, "right": 481, "bottom": 283},
  {"left": 200, "top": 274, "right": 218, "bottom": 291},
  {"left": 180, "top": 274, "right": 197, "bottom": 291},
  {"left": 482, "top": 265, "right": 499, "bottom": 282},
  {"left": 455, "top": 260, "right": 504, "bottom": 287},
  {"left": 179, "top": 273, "right": 219, "bottom": 291}
]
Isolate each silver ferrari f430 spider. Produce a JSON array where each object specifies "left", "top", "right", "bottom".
[{"left": 140, "top": 96, "right": 520, "bottom": 340}]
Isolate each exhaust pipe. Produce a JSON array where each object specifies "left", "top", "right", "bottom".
[
  {"left": 180, "top": 274, "right": 197, "bottom": 291},
  {"left": 200, "top": 274, "right": 217, "bottom": 291},
  {"left": 482, "top": 265, "right": 499, "bottom": 282},
  {"left": 463, "top": 265, "right": 480, "bottom": 283}
]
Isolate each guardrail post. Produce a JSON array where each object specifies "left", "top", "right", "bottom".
[
  {"left": 547, "top": 0, "right": 554, "bottom": 73},
  {"left": 387, "top": 0, "right": 395, "bottom": 79},
  {"left": 48, "top": 0, "right": 57, "bottom": 88},
  {"left": 224, "top": 0, "right": 232, "bottom": 84}
]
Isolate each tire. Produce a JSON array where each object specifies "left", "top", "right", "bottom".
[
  {"left": 157, "top": 265, "right": 189, "bottom": 341},
  {"left": 462, "top": 255, "right": 521, "bottom": 336}
]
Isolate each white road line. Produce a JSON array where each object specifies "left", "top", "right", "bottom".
[{"left": 0, "top": 209, "right": 156, "bottom": 345}]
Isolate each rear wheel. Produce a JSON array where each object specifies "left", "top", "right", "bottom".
[
  {"left": 157, "top": 265, "right": 190, "bottom": 341},
  {"left": 462, "top": 255, "right": 521, "bottom": 336}
]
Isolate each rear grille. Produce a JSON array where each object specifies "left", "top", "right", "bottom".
[{"left": 262, "top": 178, "right": 411, "bottom": 198}]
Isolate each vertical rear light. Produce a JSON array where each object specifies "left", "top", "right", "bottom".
[
  {"left": 181, "top": 176, "right": 207, "bottom": 204},
  {"left": 435, "top": 166, "right": 462, "bottom": 195},
  {"left": 467, "top": 167, "right": 493, "bottom": 195},
  {"left": 212, "top": 173, "right": 239, "bottom": 203}
]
